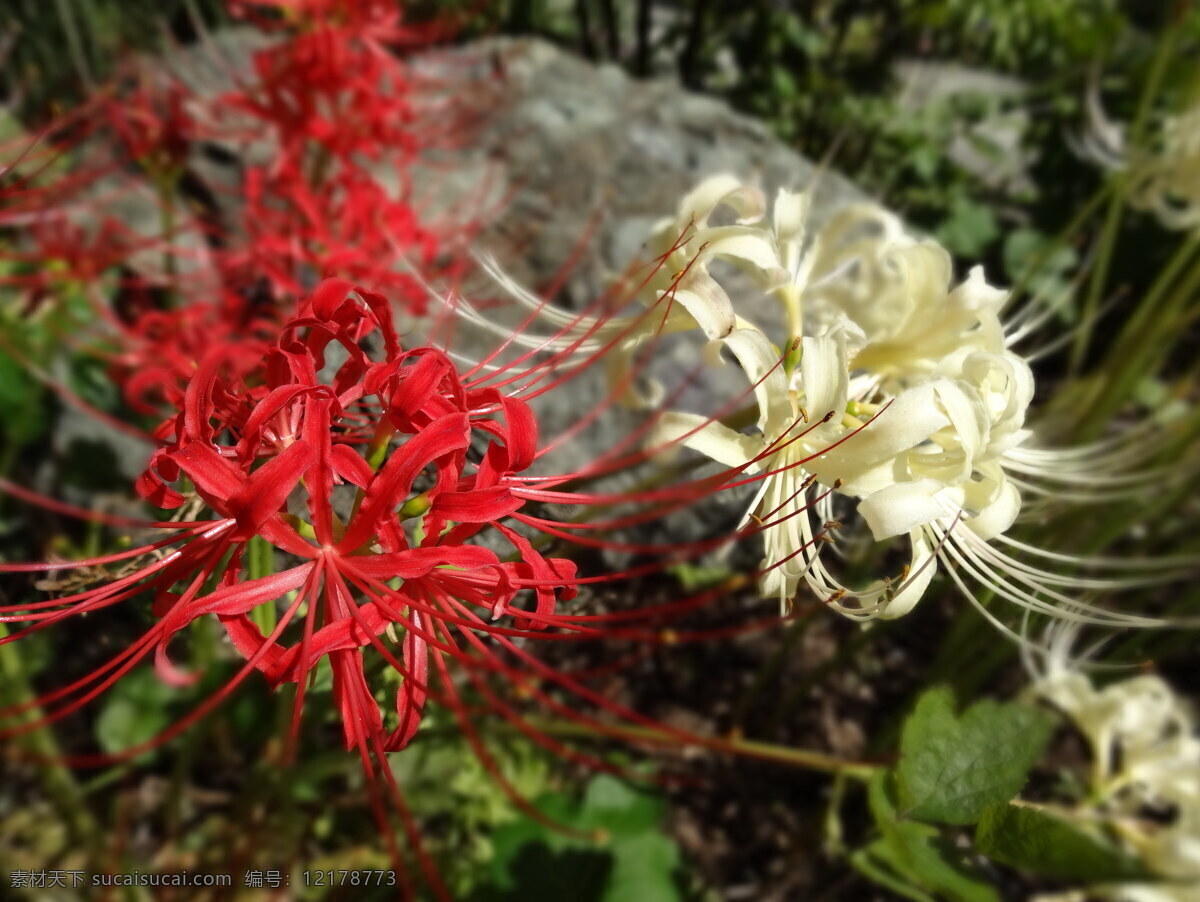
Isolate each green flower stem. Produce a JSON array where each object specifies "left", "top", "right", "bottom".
[
  {"left": 157, "top": 175, "right": 179, "bottom": 292},
  {"left": 766, "top": 623, "right": 875, "bottom": 740},
  {"left": 1009, "top": 182, "right": 1112, "bottom": 308},
  {"left": 824, "top": 771, "right": 849, "bottom": 857},
  {"left": 1069, "top": 187, "right": 1125, "bottom": 376},
  {"left": 526, "top": 716, "right": 876, "bottom": 778},
  {"left": 349, "top": 420, "right": 396, "bottom": 525},
  {"left": 1075, "top": 237, "right": 1200, "bottom": 438},
  {"left": 0, "top": 443, "right": 16, "bottom": 518},
  {"left": 1069, "top": 16, "right": 1180, "bottom": 375},
  {"left": 53, "top": 0, "right": 93, "bottom": 89},
  {"left": 247, "top": 535, "right": 277, "bottom": 636}
]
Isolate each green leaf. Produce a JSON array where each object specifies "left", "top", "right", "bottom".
[
  {"left": 771, "top": 67, "right": 798, "bottom": 99},
  {"left": 579, "top": 773, "right": 666, "bottom": 835},
  {"left": 95, "top": 668, "right": 176, "bottom": 756},
  {"left": 975, "top": 803, "right": 1152, "bottom": 882},
  {"left": 855, "top": 772, "right": 1002, "bottom": 902},
  {"left": 483, "top": 775, "right": 680, "bottom": 902},
  {"left": 934, "top": 196, "right": 999, "bottom": 258},
  {"left": 781, "top": 17, "right": 825, "bottom": 57},
  {"left": 0, "top": 348, "right": 48, "bottom": 447},
  {"left": 666, "top": 562, "right": 732, "bottom": 592},
  {"left": 896, "top": 687, "right": 1053, "bottom": 825},
  {"left": 909, "top": 145, "right": 941, "bottom": 182}
]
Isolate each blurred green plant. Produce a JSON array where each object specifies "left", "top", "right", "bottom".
[
  {"left": 0, "top": 0, "right": 227, "bottom": 119},
  {"left": 904, "top": 0, "right": 1123, "bottom": 71},
  {"left": 472, "top": 773, "right": 683, "bottom": 902}
]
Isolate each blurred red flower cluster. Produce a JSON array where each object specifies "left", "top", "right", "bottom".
[{"left": 0, "top": 0, "right": 453, "bottom": 416}]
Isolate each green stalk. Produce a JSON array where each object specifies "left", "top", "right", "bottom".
[
  {"left": 731, "top": 610, "right": 814, "bottom": 730},
  {"left": 1069, "top": 16, "right": 1180, "bottom": 374},
  {"left": 766, "top": 623, "right": 875, "bottom": 740},
  {"left": 158, "top": 176, "right": 179, "bottom": 294},
  {"left": 1075, "top": 238, "right": 1200, "bottom": 438},
  {"left": 1008, "top": 182, "right": 1112, "bottom": 308},
  {"left": 52, "top": 0, "right": 93, "bottom": 90},
  {"left": 1069, "top": 188, "right": 1125, "bottom": 375},
  {"left": 526, "top": 716, "right": 875, "bottom": 778},
  {"left": 248, "top": 535, "right": 277, "bottom": 636}
]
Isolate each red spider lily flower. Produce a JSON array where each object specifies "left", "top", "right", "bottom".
[
  {"left": 103, "top": 78, "right": 196, "bottom": 181},
  {"left": 220, "top": 0, "right": 442, "bottom": 173},
  {"left": 0, "top": 264, "right": 836, "bottom": 742},
  {"left": 0, "top": 214, "right": 137, "bottom": 313},
  {"left": 229, "top": 31, "right": 417, "bottom": 168},
  {"left": 205, "top": 0, "right": 458, "bottom": 312},
  {"left": 0, "top": 95, "right": 216, "bottom": 320},
  {"left": 222, "top": 163, "right": 438, "bottom": 310},
  {"left": 229, "top": 0, "right": 444, "bottom": 50},
  {"left": 3, "top": 0, "right": 449, "bottom": 317},
  {"left": 1, "top": 265, "right": 854, "bottom": 895},
  {"left": 3, "top": 280, "right": 578, "bottom": 759},
  {"left": 105, "top": 298, "right": 280, "bottom": 423}
]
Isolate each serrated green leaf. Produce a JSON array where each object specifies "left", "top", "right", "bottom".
[
  {"left": 603, "top": 833, "right": 679, "bottom": 902},
  {"left": 896, "top": 687, "right": 1053, "bottom": 825},
  {"left": 859, "top": 771, "right": 1002, "bottom": 902},
  {"left": 858, "top": 829, "right": 1001, "bottom": 902},
  {"left": 975, "top": 803, "right": 1151, "bottom": 882}
]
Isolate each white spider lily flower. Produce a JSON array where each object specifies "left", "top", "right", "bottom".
[
  {"left": 452, "top": 173, "right": 1188, "bottom": 627},
  {"left": 650, "top": 324, "right": 947, "bottom": 618},
  {"left": 1076, "top": 91, "right": 1200, "bottom": 233},
  {"left": 803, "top": 211, "right": 1012, "bottom": 390},
  {"left": 644, "top": 174, "right": 788, "bottom": 295},
  {"left": 646, "top": 177, "right": 1180, "bottom": 626},
  {"left": 1130, "top": 104, "right": 1200, "bottom": 232},
  {"left": 450, "top": 176, "right": 792, "bottom": 409},
  {"left": 1027, "top": 626, "right": 1200, "bottom": 900}
]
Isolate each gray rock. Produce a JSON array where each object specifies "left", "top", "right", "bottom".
[{"left": 406, "top": 36, "right": 873, "bottom": 307}]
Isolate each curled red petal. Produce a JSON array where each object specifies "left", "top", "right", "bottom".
[
  {"left": 154, "top": 564, "right": 315, "bottom": 685},
  {"left": 330, "top": 443, "right": 374, "bottom": 488},
  {"left": 230, "top": 438, "right": 316, "bottom": 539},
  {"left": 387, "top": 609, "right": 428, "bottom": 751},
  {"left": 336, "top": 413, "right": 469, "bottom": 553}
]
